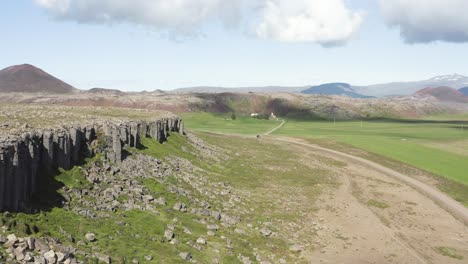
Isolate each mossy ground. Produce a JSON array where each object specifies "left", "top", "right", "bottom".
[
  {"left": 367, "top": 199, "right": 390, "bottom": 209},
  {"left": 3, "top": 130, "right": 336, "bottom": 263}
]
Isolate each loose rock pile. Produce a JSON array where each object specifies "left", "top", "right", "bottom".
[{"left": 0, "top": 233, "right": 82, "bottom": 263}]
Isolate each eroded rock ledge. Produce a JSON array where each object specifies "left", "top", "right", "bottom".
[{"left": 0, "top": 117, "right": 184, "bottom": 212}]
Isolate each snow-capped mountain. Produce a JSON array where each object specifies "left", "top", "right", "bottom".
[{"left": 355, "top": 74, "right": 468, "bottom": 97}]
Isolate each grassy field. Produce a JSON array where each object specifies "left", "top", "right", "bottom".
[
  {"left": 181, "top": 112, "right": 280, "bottom": 135},
  {"left": 274, "top": 120, "right": 468, "bottom": 186},
  {"left": 181, "top": 112, "right": 468, "bottom": 205}
]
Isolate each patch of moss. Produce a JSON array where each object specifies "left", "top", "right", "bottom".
[
  {"left": 367, "top": 199, "right": 390, "bottom": 209},
  {"left": 436, "top": 247, "right": 464, "bottom": 260}
]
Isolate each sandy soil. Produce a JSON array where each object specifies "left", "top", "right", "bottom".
[{"left": 272, "top": 138, "right": 468, "bottom": 264}]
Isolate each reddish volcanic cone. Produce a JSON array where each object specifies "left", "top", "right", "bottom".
[
  {"left": 0, "top": 64, "right": 75, "bottom": 93},
  {"left": 414, "top": 86, "right": 468, "bottom": 103}
]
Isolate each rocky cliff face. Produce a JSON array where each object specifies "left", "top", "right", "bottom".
[{"left": 0, "top": 117, "right": 184, "bottom": 212}]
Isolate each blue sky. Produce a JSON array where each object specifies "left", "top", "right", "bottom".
[{"left": 1, "top": 0, "right": 468, "bottom": 91}]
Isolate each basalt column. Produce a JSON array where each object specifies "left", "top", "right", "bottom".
[
  {"left": 0, "top": 118, "right": 185, "bottom": 212},
  {"left": 14, "top": 138, "right": 30, "bottom": 211},
  {"left": 42, "top": 131, "right": 54, "bottom": 174},
  {"left": 70, "top": 127, "right": 83, "bottom": 164},
  {"left": 28, "top": 134, "right": 42, "bottom": 196}
]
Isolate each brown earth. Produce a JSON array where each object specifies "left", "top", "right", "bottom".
[
  {"left": 265, "top": 137, "right": 468, "bottom": 263},
  {"left": 0, "top": 64, "right": 75, "bottom": 93}
]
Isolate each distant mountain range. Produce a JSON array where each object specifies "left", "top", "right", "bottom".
[
  {"left": 354, "top": 74, "right": 468, "bottom": 97},
  {"left": 1, "top": 64, "right": 468, "bottom": 100},
  {"left": 171, "top": 86, "right": 306, "bottom": 94},
  {"left": 172, "top": 74, "right": 468, "bottom": 98},
  {"left": 301, "top": 83, "right": 373, "bottom": 98},
  {"left": 458, "top": 87, "right": 468, "bottom": 96},
  {"left": 0, "top": 64, "right": 75, "bottom": 93}
]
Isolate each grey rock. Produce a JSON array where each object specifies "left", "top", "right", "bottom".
[
  {"left": 4, "top": 234, "right": 18, "bottom": 248},
  {"left": 179, "top": 252, "right": 192, "bottom": 261},
  {"left": 289, "top": 244, "right": 303, "bottom": 252},
  {"left": 94, "top": 253, "right": 111, "bottom": 264},
  {"left": 235, "top": 228, "right": 246, "bottom": 235},
  {"left": 34, "top": 239, "right": 49, "bottom": 252},
  {"left": 196, "top": 237, "right": 207, "bottom": 245},
  {"left": 26, "top": 237, "right": 35, "bottom": 250},
  {"left": 35, "top": 256, "right": 47, "bottom": 264},
  {"left": 56, "top": 252, "right": 66, "bottom": 262},
  {"left": 143, "top": 195, "right": 154, "bottom": 202},
  {"left": 173, "top": 202, "right": 187, "bottom": 212},
  {"left": 183, "top": 227, "right": 192, "bottom": 235},
  {"left": 155, "top": 197, "right": 167, "bottom": 206},
  {"left": 169, "top": 238, "right": 179, "bottom": 245},
  {"left": 164, "top": 229, "right": 174, "bottom": 241},
  {"left": 85, "top": 232, "right": 96, "bottom": 242},
  {"left": 207, "top": 224, "right": 219, "bottom": 231},
  {"left": 211, "top": 211, "right": 221, "bottom": 221},
  {"left": 43, "top": 250, "right": 56, "bottom": 264},
  {"left": 24, "top": 252, "right": 34, "bottom": 262},
  {"left": 259, "top": 228, "right": 272, "bottom": 237},
  {"left": 13, "top": 246, "right": 25, "bottom": 261}
]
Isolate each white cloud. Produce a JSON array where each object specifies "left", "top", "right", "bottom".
[
  {"left": 380, "top": 0, "right": 468, "bottom": 43},
  {"left": 35, "top": 0, "right": 364, "bottom": 45},
  {"left": 35, "top": 0, "right": 243, "bottom": 36},
  {"left": 254, "top": 0, "right": 364, "bottom": 46}
]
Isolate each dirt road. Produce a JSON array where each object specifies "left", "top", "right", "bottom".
[
  {"left": 270, "top": 136, "right": 468, "bottom": 226},
  {"left": 262, "top": 119, "right": 285, "bottom": 135},
  {"left": 259, "top": 137, "right": 468, "bottom": 263}
]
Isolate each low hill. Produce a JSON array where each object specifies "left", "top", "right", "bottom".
[
  {"left": 414, "top": 86, "right": 468, "bottom": 103},
  {"left": 0, "top": 64, "right": 75, "bottom": 93},
  {"left": 171, "top": 85, "right": 306, "bottom": 94},
  {"left": 302, "top": 83, "right": 372, "bottom": 98},
  {"left": 86, "top": 87, "right": 124, "bottom": 95},
  {"left": 459, "top": 87, "right": 468, "bottom": 96}
]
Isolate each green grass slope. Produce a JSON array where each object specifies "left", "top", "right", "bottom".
[{"left": 182, "top": 112, "right": 468, "bottom": 206}]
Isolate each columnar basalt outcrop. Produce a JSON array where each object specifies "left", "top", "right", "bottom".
[{"left": 0, "top": 117, "right": 185, "bottom": 212}]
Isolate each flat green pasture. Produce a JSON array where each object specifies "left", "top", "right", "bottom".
[
  {"left": 181, "top": 112, "right": 280, "bottom": 135},
  {"left": 182, "top": 113, "right": 468, "bottom": 187},
  {"left": 274, "top": 120, "right": 468, "bottom": 186}
]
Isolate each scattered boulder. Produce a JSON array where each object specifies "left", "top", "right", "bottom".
[
  {"left": 289, "top": 244, "right": 303, "bottom": 252},
  {"left": 94, "top": 252, "right": 111, "bottom": 264},
  {"left": 164, "top": 229, "right": 175, "bottom": 241},
  {"left": 179, "top": 252, "right": 192, "bottom": 261},
  {"left": 85, "top": 232, "right": 96, "bottom": 242},
  {"left": 207, "top": 224, "right": 219, "bottom": 231},
  {"left": 196, "top": 237, "right": 207, "bottom": 245},
  {"left": 173, "top": 202, "right": 187, "bottom": 212},
  {"left": 43, "top": 250, "right": 56, "bottom": 263},
  {"left": 259, "top": 228, "right": 272, "bottom": 237},
  {"left": 155, "top": 197, "right": 167, "bottom": 206}
]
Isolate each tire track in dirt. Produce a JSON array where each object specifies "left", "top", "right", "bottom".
[{"left": 269, "top": 136, "right": 468, "bottom": 226}]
